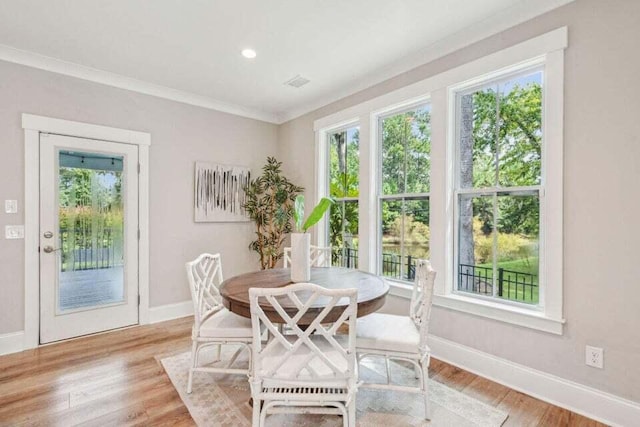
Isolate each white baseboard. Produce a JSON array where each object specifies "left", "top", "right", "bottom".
[
  {"left": 429, "top": 334, "right": 640, "bottom": 427},
  {"left": 148, "top": 301, "right": 194, "bottom": 324},
  {"left": 0, "top": 331, "right": 25, "bottom": 356}
]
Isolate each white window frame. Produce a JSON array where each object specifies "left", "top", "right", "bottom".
[
  {"left": 376, "top": 101, "right": 432, "bottom": 283},
  {"left": 440, "top": 51, "right": 565, "bottom": 335},
  {"left": 314, "top": 27, "right": 567, "bottom": 334}
]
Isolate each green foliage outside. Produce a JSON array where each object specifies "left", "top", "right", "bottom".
[
  {"left": 328, "top": 128, "right": 361, "bottom": 265},
  {"left": 475, "top": 258, "right": 540, "bottom": 303},
  {"left": 58, "top": 168, "right": 124, "bottom": 271},
  {"left": 469, "top": 77, "right": 542, "bottom": 237},
  {"left": 471, "top": 219, "right": 536, "bottom": 265}
]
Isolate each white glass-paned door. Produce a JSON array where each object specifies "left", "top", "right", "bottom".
[{"left": 39, "top": 134, "right": 139, "bottom": 343}]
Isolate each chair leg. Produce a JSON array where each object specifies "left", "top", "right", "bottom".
[
  {"left": 214, "top": 344, "right": 221, "bottom": 362},
  {"left": 385, "top": 356, "right": 392, "bottom": 384},
  {"left": 421, "top": 361, "right": 431, "bottom": 420},
  {"left": 347, "top": 398, "right": 356, "bottom": 426},
  {"left": 187, "top": 340, "right": 198, "bottom": 394},
  {"left": 414, "top": 364, "right": 421, "bottom": 379},
  {"left": 252, "top": 397, "right": 261, "bottom": 426},
  {"left": 246, "top": 344, "right": 253, "bottom": 373},
  {"left": 259, "top": 400, "right": 269, "bottom": 426}
]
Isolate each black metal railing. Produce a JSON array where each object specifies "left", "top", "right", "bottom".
[
  {"left": 382, "top": 253, "right": 416, "bottom": 281},
  {"left": 59, "top": 226, "right": 122, "bottom": 272},
  {"left": 332, "top": 247, "right": 359, "bottom": 269},
  {"left": 333, "top": 247, "right": 417, "bottom": 281},
  {"left": 458, "top": 263, "right": 538, "bottom": 303},
  {"left": 328, "top": 247, "right": 538, "bottom": 303}
]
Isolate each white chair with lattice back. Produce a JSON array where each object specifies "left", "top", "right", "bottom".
[
  {"left": 283, "top": 245, "right": 332, "bottom": 267},
  {"left": 249, "top": 283, "right": 358, "bottom": 426},
  {"left": 185, "top": 253, "right": 253, "bottom": 393},
  {"left": 355, "top": 259, "right": 436, "bottom": 419}
]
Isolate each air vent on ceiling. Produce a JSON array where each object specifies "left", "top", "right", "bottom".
[{"left": 284, "top": 75, "right": 310, "bottom": 88}]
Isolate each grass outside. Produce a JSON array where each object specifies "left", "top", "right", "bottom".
[{"left": 473, "top": 257, "right": 539, "bottom": 304}]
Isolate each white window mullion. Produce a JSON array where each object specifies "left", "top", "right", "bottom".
[
  {"left": 456, "top": 185, "right": 541, "bottom": 196},
  {"left": 492, "top": 192, "right": 498, "bottom": 298}
]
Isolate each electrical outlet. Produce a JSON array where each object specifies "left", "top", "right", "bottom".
[
  {"left": 4, "top": 200, "right": 17, "bottom": 214},
  {"left": 5, "top": 225, "right": 25, "bottom": 239},
  {"left": 586, "top": 345, "right": 604, "bottom": 369}
]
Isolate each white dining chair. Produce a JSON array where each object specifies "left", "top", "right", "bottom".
[
  {"left": 283, "top": 245, "right": 332, "bottom": 267},
  {"left": 355, "top": 259, "right": 436, "bottom": 420},
  {"left": 185, "top": 253, "right": 253, "bottom": 393},
  {"left": 248, "top": 283, "right": 358, "bottom": 426}
]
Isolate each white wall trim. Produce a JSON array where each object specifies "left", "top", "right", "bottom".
[
  {"left": 138, "top": 145, "right": 150, "bottom": 324},
  {"left": 429, "top": 335, "right": 640, "bottom": 427},
  {"left": 23, "top": 128, "right": 40, "bottom": 350},
  {"left": 148, "top": 301, "right": 194, "bottom": 324},
  {"left": 1, "top": 45, "right": 279, "bottom": 124},
  {"left": 22, "top": 114, "right": 151, "bottom": 349},
  {"left": 0, "top": 331, "right": 26, "bottom": 356},
  {"left": 432, "top": 294, "right": 564, "bottom": 335},
  {"left": 22, "top": 114, "right": 151, "bottom": 146}
]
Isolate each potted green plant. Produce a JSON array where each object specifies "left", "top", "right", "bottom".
[
  {"left": 243, "top": 157, "right": 303, "bottom": 269},
  {"left": 291, "top": 195, "right": 334, "bottom": 282}
]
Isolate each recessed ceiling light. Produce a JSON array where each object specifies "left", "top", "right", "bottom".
[{"left": 241, "top": 48, "right": 256, "bottom": 59}]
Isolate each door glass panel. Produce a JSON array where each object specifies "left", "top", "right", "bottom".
[{"left": 58, "top": 150, "right": 125, "bottom": 312}]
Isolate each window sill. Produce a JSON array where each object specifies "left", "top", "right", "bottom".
[{"left": 388, "top": 283, "right": 565, "bottom": 335}]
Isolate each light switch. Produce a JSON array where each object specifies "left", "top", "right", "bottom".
[
  {"left": 5, "top": 200, "right": 17, "bottom": 214},
  {"left": 5, "top": 225, "right": 24, "bottom": 239}
]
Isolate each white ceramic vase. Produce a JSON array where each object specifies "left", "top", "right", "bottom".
[{"left": 290, "top": 232, "right": 311, "bottom": 282}]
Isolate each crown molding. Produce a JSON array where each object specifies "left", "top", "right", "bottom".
[
  {"left": 277, "top": 0, "right": 575, "bottom": 123},
  {"left": 0, "top": 0, "right": 573, "bottom": 126},
  {"left": 0, "top": 44, "right": 280, "bottom": 124}
]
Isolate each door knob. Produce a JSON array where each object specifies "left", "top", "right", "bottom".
[
  {"left": 43, "top": 231, "right": 54, "bottom": 239},
  {"left": 43, "top": 245, "right": 60, "bottom": 253}
]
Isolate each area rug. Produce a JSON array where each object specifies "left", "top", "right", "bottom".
[{"left": 160, "top": 347, "right": 507, "bottom": 427}]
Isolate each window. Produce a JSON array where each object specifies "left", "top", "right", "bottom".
[
  {"left": 379, "top": 105, "right": 431, "bottom": 281},
  {"left": 454, "top": 68, "right": 543, "bottom": 306},
  {"left": 328, "top": 126, "right": 359, "bottom": 268},
  {"left": 315, "top": 28, "right": 565, "bottom": 333}
]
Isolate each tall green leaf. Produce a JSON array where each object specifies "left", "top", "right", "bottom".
[{"left": 302, "top": 197, "right": 334, "bottom": 232}]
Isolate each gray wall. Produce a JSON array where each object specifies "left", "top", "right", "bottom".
[
  {"left": 0, "top": 60, "right": 278, "bottom": 334},
  {"left": 277, "top": 0, "right": 640, "bottom": 403}
]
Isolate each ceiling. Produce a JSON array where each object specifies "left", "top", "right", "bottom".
[{"left": 0, "top": 0, "right": 572, "bottom": 123}]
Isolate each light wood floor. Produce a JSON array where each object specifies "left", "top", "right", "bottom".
[{"left": 0, "top": 317, "right": 606, "bottom": 426}]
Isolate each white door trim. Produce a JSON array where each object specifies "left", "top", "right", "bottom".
[{"left": 22, "top": 114, "right": 151, "bottom": 350}]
